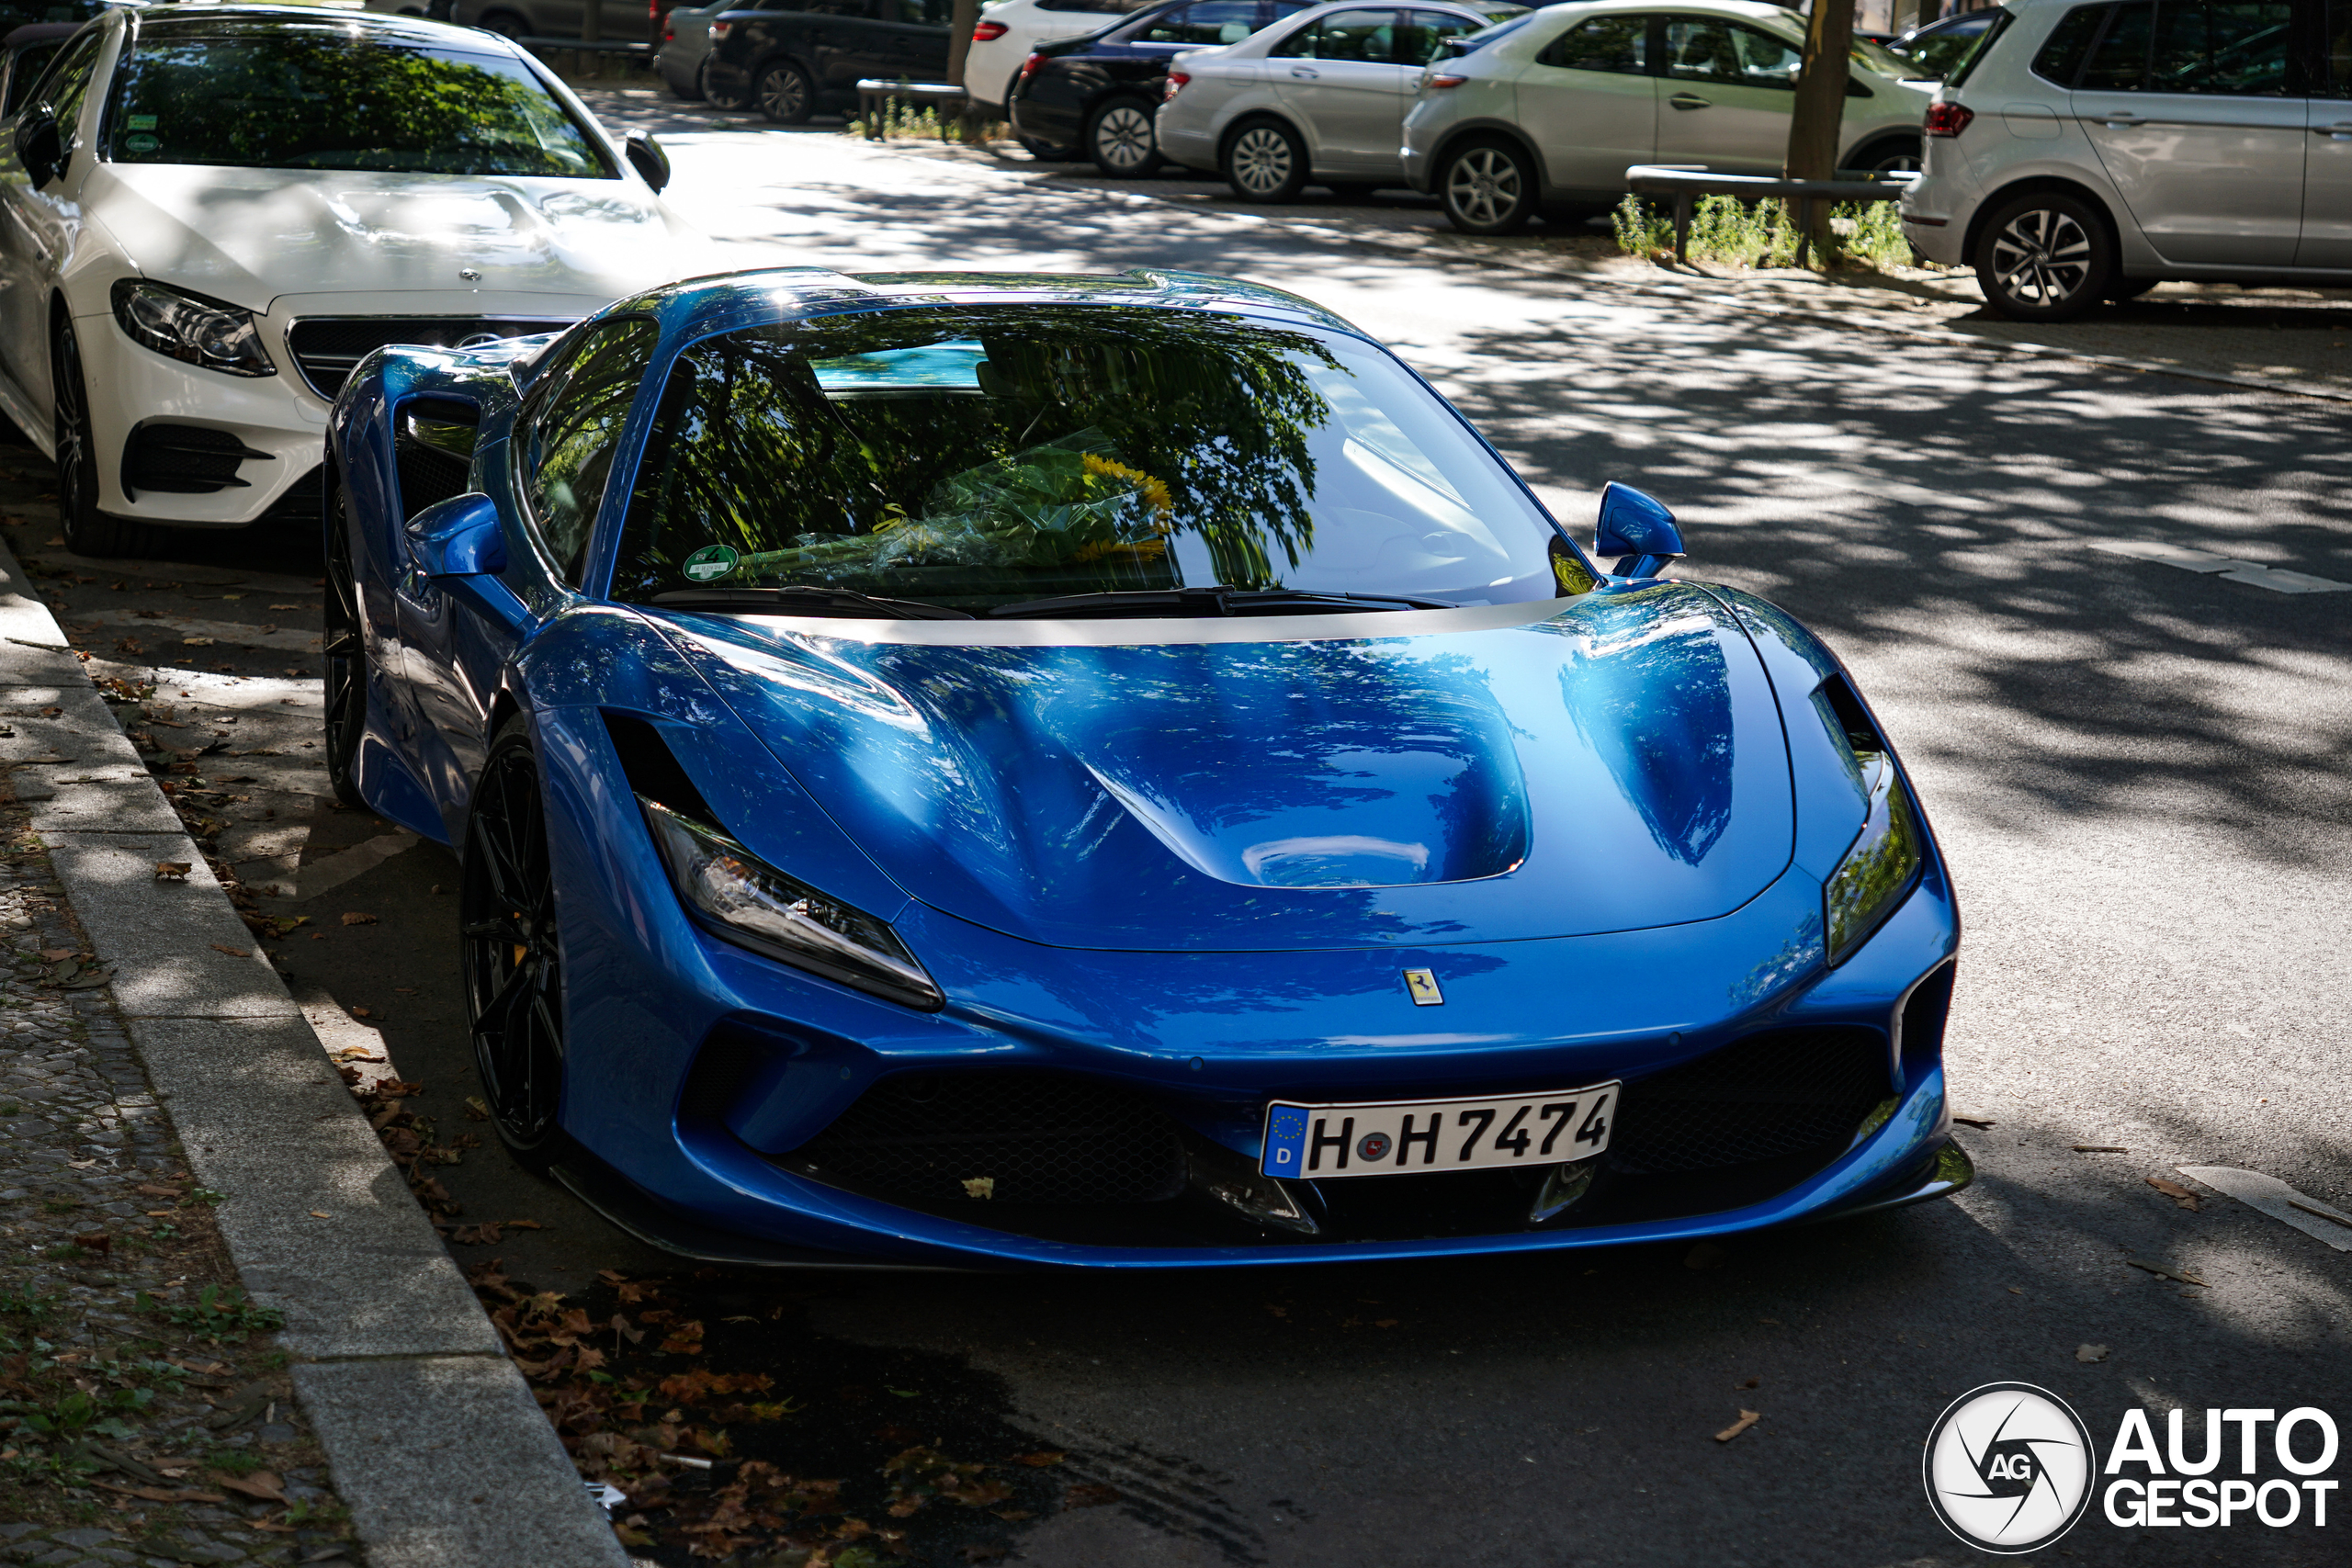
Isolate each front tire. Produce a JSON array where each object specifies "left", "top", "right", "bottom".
[
  {"left": 754, "top": 59, "right": 814, "bottom": 125},
  {"left": 322, "top": 483, "right": 368, "bottom": 809},
  {"left": 1086, "top": 96, "right": 1159, "bottom": 177},
  {"left": 700, "top": 57, "right": 750, "bottom": 112},
  {"left": 1223, "top": 118, "right": 1306, "bottom": 203},
  {"left": 1973, "top": 189, "right": 2113, "bottom": 322},
  {"left": 461, "top": 716, "right": 571, "bottom": 1172},
  {"left": 1440, "top": 140, "right": 1534, "bottom": 235},
  {"left": 53, "top": 320, "right": 164, "bottom": 559},
  {"left": 1849, "top": 136, "right": 1922, "bottom": 176}
]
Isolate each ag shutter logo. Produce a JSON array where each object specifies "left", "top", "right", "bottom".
[{"left": 1924, "top": 1383, "right": 2097, "bottom": 1553}]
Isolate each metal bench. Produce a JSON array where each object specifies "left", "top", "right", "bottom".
[
  {"left": 855, "top": 79, "right": 970, "bottom": 141},
  {"left": 1625, "top": 164, "right": 1917, "bottom": 269}
]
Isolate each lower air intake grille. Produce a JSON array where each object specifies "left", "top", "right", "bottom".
[
  {"left": 790, "top": 1074, "right": 1188, "bottom": 1207},
  {"left": 120, "top": 423, "right": 268, "bottom": 496},
  {"left": 1609, "top": 1027, "right": 1889, "bottom": 1175},
  {"left": 286, "top": 317, "right": 572, "bottom": 399}
]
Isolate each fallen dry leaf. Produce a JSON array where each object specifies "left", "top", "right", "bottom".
[
  {"left": 1951, "top": 1114, "right": 1996, "bottom": 1129},
  {"left": 2076, "top": 1344, "right": 2110, "bottom": 1364},
  {"left": 1714, "top": 1409, "right": 1762, "bottom": 1443},
  {"left": 1064, "top": 1483, "right": 1120, "bottom": 1508},
  {"left": 182, "top": 636, "right": 215, "bottom": 647},
  {"left": 135, "top": 1183, "right": 182, "bottom": 1199},
  {"left": 92, "top": 1482, "right": 226, "bottom": 1505},
  {"left": 211, "top": 1469, "right": 289, "bottom": 1505},
  {"left": 38, "top": 705, "right": 60, "bottom": 716},
  {"left": 1008, "top": 1451, "right": 1066, "bottom": 1468},
  {"left": 154, "top": 861, "right": 191, "bottom": 881},
  {"left": 1737, "top": 1376, "right": 1761, "bottom": 1390},
  {"left": 70, "top": 1232, "right": 110, "bottom": 1256},
  {"left": 463, "top": 1096, "right": 492, "bottom": 1121},
  {"left": 962, "top": 1177, "right": 995, "bottom": 1200},
  {"left": 36, "top": 948, "right": 71, "bottom": 962},
  {"left": 209, "top": 942, "right": 250, "bottom": 957},
  {"left": 341, "top": 911, "right": 378, "bottom": 926},
  {"left": 2147, "top": 1177, "right": 2202, "bottom": 1212},
  {"left": 2074, "top": 1145, "right": 2128, "bottom": 1154},
  {"left": 350, "top": 1005, "right": 374, "bottom": 1018},
  {"left": 308, "top": 1210, "right": 330, "bottom": 1219}
]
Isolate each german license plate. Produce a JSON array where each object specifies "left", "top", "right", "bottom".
[{"left": 1260, "top": 1082, "right": 1619, "bottom": 1179}]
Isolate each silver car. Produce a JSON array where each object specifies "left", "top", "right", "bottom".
[
  {"left": 1902, "top": 0, "right": 2334, "bottom": 321},
  {"left": 1156, "top": 0, "right": 1528, "bottom": 200},
  {"left": 1401, "top": 0, "right": 1935, "bottom": 232}
]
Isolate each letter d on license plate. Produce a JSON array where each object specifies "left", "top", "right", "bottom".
[{"left": 1260, "top": 1082, "right": 1619, "bottom": 1179}]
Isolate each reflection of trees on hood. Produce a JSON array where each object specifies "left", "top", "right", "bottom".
[{"left": 613, "top": 310, "right": 1339, "bottom": 601}]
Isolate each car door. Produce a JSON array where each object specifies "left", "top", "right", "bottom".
[
  {"left": 2306, "top": 0, "right": 2352, "bottom": 265},
  {"left": 0, "top": 23, "right": 103, "bottom": 412},
  {"left": 1269, "top": 8, "right": 1405, "bottom": 169},
  {"left": 2069, "top": 0, "right": 2301, "bottom": 265},
  {"left": 1512, "top": 12, "right": 1658, "bottom": 191},
  {"left": 876, "top": 0, "right": 953, "bottom": 81},
  {"left": 1653, "top": 14, "right": 1802, "bottom": 175},
  {"left": 398, "top": 318, "right": 656, "bottom": 784}
]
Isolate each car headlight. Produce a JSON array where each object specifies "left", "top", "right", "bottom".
[
  {"left": 1824, "top": 752, "right": 1923, "bottom": 967},
  {"left": 110, "top": 279, "right": 275, "bottom": 378},
  {"left": 640, "top": 796, "right": 943, "bottom": 1010}
]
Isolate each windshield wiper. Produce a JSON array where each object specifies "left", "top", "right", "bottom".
[
  {"left": 650, "top": 586, "right": 973, "bottom": 621},
  {"left": 988, "top": 587, "right": 1457, "bottom": 619}
]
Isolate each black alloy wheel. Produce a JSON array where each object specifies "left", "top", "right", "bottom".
[
  {"left": 53, "top": 321, "right": 162, "bottom": 559},
  {"left": 322, "top": 484, "right": 368, "bottom": 808},
  {"left": 1087, "top": 96, "right": 1160, "bottom": 177},
  {"left": 1973, "top": 189, "right": 2113, "bottom": 322},
  {"left": 700, "top": 56, "right": 750, "bottom": 112},
  {"left": 755, "top": 60, "right": 814, "bottom": 125},
  {"left": 1440, "top": 139, "right": 1534, "bottom": 235},
  {"left": 1223, "top": 118, "right": 1307, "bottom": 203},
  {"left": 461, "top": 717, "right": 571, "bottom": 1169}
]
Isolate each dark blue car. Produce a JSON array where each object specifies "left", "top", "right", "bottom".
[{"left": 323, "top": 267, "right": 1967, "bottom": 1269}]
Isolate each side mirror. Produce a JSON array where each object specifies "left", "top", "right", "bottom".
[
  {"left": 624, "top": 130, "right": 671, "bottom": 193},
  {"left": 15, "top": 106, "right": 61, "bottom": 188},
  {"left": 1595, "top": 481, "right": 1685, "bottom": 579},
  {"left": 407, "top": 492, "right": 531, "bottom": 634}
]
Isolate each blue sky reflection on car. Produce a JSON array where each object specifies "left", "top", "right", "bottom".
[{"left": 328, "top": 267, "right": 1965, "bottom": 1267}]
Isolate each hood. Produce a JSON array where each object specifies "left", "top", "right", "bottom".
[
  {"left": 657, "top": 586, "right": 1795, "bottom": 953},
  {"left": 86, "top": 164, "right": 707, "bottom": 311}
]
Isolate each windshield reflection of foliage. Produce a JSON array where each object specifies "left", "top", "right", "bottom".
[
  {"left": 109, "top": 34, "right": 606, "bottom": 175},
  {"left": 614, "top": 311, "right": 1337, "bottom": 605}
]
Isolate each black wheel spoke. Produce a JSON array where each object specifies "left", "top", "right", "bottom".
[{"left": 460, "top": 728, "right": 565, "bottom": 1158}]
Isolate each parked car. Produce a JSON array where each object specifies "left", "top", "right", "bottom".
[
  {"left": 1158, "top": 0, "right": 1527, "bottom": 201},
  {"left": 1902, "top": 0, "right": 2341, "bottom": 321},
  {"left": 1882, "top": 5, "right": 1998, "bottom": 78},
  {"left": 1402, "top": 0, "right": 1936, "bottom": 233},
  {"left": 701, "top": 0, "right": 953, "bottom": 123},
  {"left": 451, "top": 0, "right": 655, "bottom": 40},
  {"left": 1011, "top": 0, "right": 1317, "bottom": 173},
  {"left": 0, "top": 4, "right": 702, "bottom": 557},
  {"left": 651, "top": 0, "right": 735, "bottom": 103},
  {"left": 329, "top": 264, "right": 1967, "bottom": 1269},
  {"left": 967, "top": 0, "right": 1159, "bottom": 115}
]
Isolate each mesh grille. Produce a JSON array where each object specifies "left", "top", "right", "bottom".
[
  {"left": 396, "top": 438, "right": 472, "bottom": 520},
  {"left": 121, "top": 423, "right": 262, "bottom": 495},
  {"left": 1609, "top": 1028, "right": 1889, "bottom": 1175},
  {"left": 790, "top": 1074, "right": 1188, "bottom": 1207},
  {"left": 286, "top": 317, "right": 571, "bottom": 398}
]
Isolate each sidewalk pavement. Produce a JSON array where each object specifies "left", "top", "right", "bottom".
[{"left": 0, "top": 532, "right": 628, "bottom": 1568}]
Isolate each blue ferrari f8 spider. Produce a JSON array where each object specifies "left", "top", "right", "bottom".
[{"left": 323, "top": 267, "right": 1967, "bottom": 1268}]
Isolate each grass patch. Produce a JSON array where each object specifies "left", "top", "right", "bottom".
[
  {"left": 141, "top": 1283, "right": 284, "bottom": 1344},
  {"left": 1610, "top": 191, "right": 1917, "bottom": 271}
]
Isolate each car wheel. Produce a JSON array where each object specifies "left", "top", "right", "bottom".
[
  {"left": 1017, "top": 132, "right": 1076, "bottom": 162},
  {"left": 754, "top": 60, "right": 814, "bottom": 125},
  {"left": 1087, "top": 96, "right": 1160, "bottom": 177},
  {"left": 53, "top": 321, "right": 163, "bottom": 559},
  {"left": 1223, "top": 118, "right": 1306, "bottom": 203},
  {"left": 478, "top": 8, "right": 529, "bottom": 39},
  {"left": 1973, "top": 189, "right": 2113, "bottom": 322},
  {"left": 322, "top": 484, "right": 368, "bottom": 809},
  {"left": 699, "top": 56, "right": 750, "bottom": 112},
  {"left": 1440, "top": 139, "right": 1534, "bottom": 235},
  {"left": 462, "top": 716, "right": 571, "bottom": 1172},
  {"left": 1849, "top": 136, "right": 1921, "bottom": 176}
]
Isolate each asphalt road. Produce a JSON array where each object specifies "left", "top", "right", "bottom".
[{"left": 20, "top": 112, "right": 2352, "bottom": 1568}]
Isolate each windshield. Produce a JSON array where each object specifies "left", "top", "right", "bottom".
[
  {"left": 103, "top": 26, "right": 616, "bottom": 176},
  {"left": 1849, "top": 32, "right": 1909, "bottom": 75},
  {"left": 612, "top": 307, "right": 1590, "bottom": 615}
]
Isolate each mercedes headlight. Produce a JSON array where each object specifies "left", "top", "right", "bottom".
[
  {"left": 640, "top": 796, "right": 943, "bottom": 1010},
  {"left": 1824, "top": 752, "right": 1923, "bottom": 967},
  {"left": 110, "top": 279, "right": 275, "bottom": 378}
]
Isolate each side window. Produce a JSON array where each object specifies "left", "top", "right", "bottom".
[
  {"left": 35, "top": 26, "right": 99, "bottom": 148},
  {"left": 1535, "top": 15, "right": 1649, "bottom": 73},
  {"left": 2076, "top": 0, "right": 2153, "bottom": 87},
  {"left": 2030, "top": 3, "right": 2111, "bottom": 85},
  {"left": 1399, "top": 10, "right": 1481, "bottom": 66},
  {"left": 517, "top": 318, "right": 657, "bottom": 585},
  {"left": 1665, "top": 19, "right": 1800, "bottom": 86},
  {"left": 1136, "top": 1, "right": 1259, "bottom": 44},
  {"left": 2331, "top": 0, "right": 2352, "bottom": 95},
  {"left": 1272, "top": 8, "right": 1396, "bottom": 60},
  {"left": 1726, "top": 23, "right": 1803, "bottom": 86},
  {"left": 3, "top": 39, "right": 61, "bottom": 118},
  {"left": 2146, "top": 0, "right": 2289, "bottom": 94}
]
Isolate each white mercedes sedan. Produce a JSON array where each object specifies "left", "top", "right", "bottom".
[{"left": 1, "top": 4, "right": 707, "bottom": 556}]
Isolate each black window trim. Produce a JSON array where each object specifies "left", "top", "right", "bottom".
[
  {"left": 512, "top": 314, "right": 661, "bottom": 592},
  {"left": 2051, "top": 0, "right": 2306, "bottom": 96}
]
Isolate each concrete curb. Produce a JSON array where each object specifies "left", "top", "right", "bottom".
[{"left": 0, "top": 535, "right": 627, "bottom": 1568}]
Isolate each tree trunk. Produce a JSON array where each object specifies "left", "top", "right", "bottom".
[
  {"left": 948, "top": 0, "right": 984, "bottom": 141},
  {"left": 1784, "top": 0, "right": 1854, "bottom": 261}
]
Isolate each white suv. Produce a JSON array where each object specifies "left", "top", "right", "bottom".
[{"left": 1901, "top": 0, "right": 2345, "bottom": 321}]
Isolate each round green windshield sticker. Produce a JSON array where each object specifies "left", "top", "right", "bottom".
[
  {"left": 681, "top": 545, "right": 739, "bottom": 583},
  {"left": 126, "top": 133, "right": 160, "bottom": 154}
]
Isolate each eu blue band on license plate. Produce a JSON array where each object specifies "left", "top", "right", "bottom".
[{"left": 1260, "top": 1082, "right": 1620, "bottom": 1179}]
